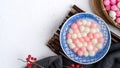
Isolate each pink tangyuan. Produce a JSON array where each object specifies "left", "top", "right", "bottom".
[
  {"left": 71, "top": 23, "right": 78, "bottom": 29},
  {"left": 77, "top": 50, "right": 83, "bottom": 56},
  {"left": 90, "top": 22, "right": 98, "bottom": 28},
  {"left": 93, "top": 47, "right": 99, "bottom": 53},
  {"left": 117, "top": 0, "right": 120, "bottom": 2},
  {"left": 73, "top": 38, "right": 79, "bottom": 44},
  {"left": 98, "top": 37, "right": 104, "bottom": 43},
  {"left": 116, "top": 11, "right": 120, "bottom": 17},
  {"left": 105, "top": 5, "right": 111, "bottom": 11},
  {"left": 73, "top": 29, "right": 80, "bottom": 33},
  {"left": 81, "top": 46, "right": 87, "bottom": 52},
  {"left": 73, "top": 47, "right": 79, "bottom": 53},
  {"left": 104, "top": 0, "right": 110, "bottom": 6},
  {"left": 110, "top": 0, "right": 117, "bottom": 5},
  {"left": 116, "top": 17, "right": 120, "bottom": 24},
  {"left": 87, "top": 33, "right": 93, "bottom": 39},
  {"left": 79, "top": 37, "right": 85, "bottom": 42},
  {"left": 88, "top": 41, "right": 92, "bottom": 45},
  {"left": 67, "top": 33, "right": 72, "bottom": 39},
  {"left": 111, "top": 5, "right": 119, "bottom": 11},
  {"left": 93, "top": 32, "right": 100, "bottom": 39},
  {"left": 84, "top": 37, "right": 90, "bottom": 42},
  {"left": 76, "top": 20, "right": 82, "bottom": 26}
]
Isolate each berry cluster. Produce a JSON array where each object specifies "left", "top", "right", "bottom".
[
  {"left": 26, "top": 55, "right": 37, "bottom": 68},
  {"left": 71, "top": 64, "right": 84, "bottom": 68}
]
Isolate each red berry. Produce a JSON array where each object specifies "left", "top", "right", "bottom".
[
  {"left": 30, "top": 62, "right": 33, "bottom": 65},
  {"left": 33, "top": 58, "right": 37, "bottom": 60},
  {"left": 80, "top": 66, "right": 84, "bottom": 68},
  {"left": 28, "top": 55, "right": 31, "bottom": 58},
  {"left": 31, "top": 57, "right": 34, "bottom": 60},
  {"left": 26, "top": 58, "right": 29, "bottom": 61},
  {"left": 71, "top": 64, "right": 75, "bottom": 67},
  {"left": 76, "top": 64, "right": 80, "bottom": 68}
]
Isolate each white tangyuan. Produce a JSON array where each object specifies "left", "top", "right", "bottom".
[
  {"left": 77, "top": 42, "right": 83, "bottom": 48},
  {"left": 96, "top": 43, "right": 103, "bottom": 49},
  {"left": 82, "top": 19, "right": 87, "bottom": 25},
  {"left": 96, "top": 28, "right": 100, "bottom": 32},
  {"left": 69, "top": 28, "right": 73, "bottom": 34},
  {"left": 98, "top": 32, "right": 103, "bottom": 37},
  {"left": 72, "top": 34, "right": 77, "bottom": 39},
  {"left": 79, "top": 25, "right": 85, "bottom": 32},
  {"left": 89, "top": 51, "right": 96, "bottom": 56},
  {"left": 67, "top": 39, "right": 73, "bottom": 44},
  {"left": 69, "top": 43, "right": 76, "bottom": 49},
  {"left": 117, "top": 2, "right": 120, "bottom": 9},
  {"left": 90, "top": 28, "right": 97, "bottom": 33},
  {"left": 84, "top": 27, "right": 90, "bottom": 33},
  {"left": 77, "top": 33, "right": 82, "bottom": 38},
  {"left": 86, "top": 21, "right": 92, "bottom": 26},
  {"left": 87, "top": 45, "right": 94, "bottom": 51},
  {"left": 92, "top": 39, "right": 98, "bottom": 45},
  {"left": 83, "top": 42, "right": 88, "bottom": 47},
  {"left": 84, "top": 51, "right": 89, "bottom": 57},
  {"left": 81, "top": 32, "right": 87, "bottom": 37},
  {"left": 109, "top": 10, "right": 116, "bottom": 20}
]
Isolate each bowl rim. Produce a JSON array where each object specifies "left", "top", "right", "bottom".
[{"left": 59, "top": 12, "right": 111, "bottom": 64}]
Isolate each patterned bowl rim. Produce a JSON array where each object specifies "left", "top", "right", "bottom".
[{"left": 60, "top": 12, "right": 111, "bottom": 64}]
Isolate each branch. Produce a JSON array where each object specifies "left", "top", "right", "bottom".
[{"left": 18, "top": 58, "right": 44, "bottom": 68}]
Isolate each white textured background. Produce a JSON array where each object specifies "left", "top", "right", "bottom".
[{"left": 0, "top": 0, "right": 108, "bottom": 68}]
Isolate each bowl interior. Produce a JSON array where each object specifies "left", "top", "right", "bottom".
[{"left": 60, "top": 13, "right": 111, "bottom": 64}]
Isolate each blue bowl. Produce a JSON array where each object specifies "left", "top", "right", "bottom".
[{"left": 60, "top": 13, "right": 111, "bottom": 64}]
